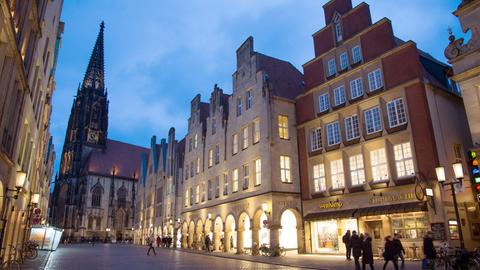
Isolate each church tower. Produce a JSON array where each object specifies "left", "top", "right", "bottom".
[{"left": 59, "top": 22, "right": 108, "bottom": 178}]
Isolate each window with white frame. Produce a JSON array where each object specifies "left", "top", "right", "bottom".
[
  {"left": 350, "top": 78, "right": 363, "bottom": 99},
  {"left": 368, "top": 69, "right": 383, "bottom": 91},
  {"left": 340, "top": 52, "right": 348, "bottom": 70},
  {"left": 335, "top": 20, "right": 343, "bottom": 42},
  {"left": 278, "top": 115, "right": 289, "bottom": 140},
  {"left": 208, "top": 149, "right": 213, "bottom": 167},
  {"left": 328, "top": 59, "right": 337, "bottom": 76},
  {"left": 215, "top": 176, "right": 220, "bottom": 198},
  {"left": 349, "top": 154, "right": 365, "bottom": 185},
  {"left": 334, "top": 85, "right": 346, "bottom": 106},
  {"left": 331, "top": 159, "right": 345, "bottom": 189},
  {"left": 364, "top": 107, "right": 382, "bottom": 134},
  {"left": 243, "top": 164, "right": 249, "bottom": 190},
  {"left": 233, "top": 168, "right": 239, "bottom": 192},
  {"left": 280, "top": 155, "right": 291, "bottom": 183},
  {"left": 215, "top": 145, "right": 220, "bottom": 164},
  {"left": 223, "top": 172, "right": 228, "bottom": 196},
  {"left": 253, "top": 118, "right": 260, "bottom": 143},
  {"left": 319, "top": 93, "right": 330, "bottom": 112},
  {"left": 236, "top": 97, "right": 242, "bottom": 116},
  {"left": 312, "top": 164, "right": 326, "bottom": 192},
  {"left": 387, "top": 98, "right": 407, "bottom": 128},
  {"left": 195, "top": 185, "right": 200, "bottom": 203},
  {"left": 196, "top": 157, "right": 201, "bottom": 174},
  {"left": 242, "top": 126, "right": 249, "bottom": 149},
  {"left": 370, "top": 148, "right": 389, "bottom": 181},
  {"left": 310, "top": 128, "right": 322, "bottom": 152},
  {"left": 232, "top": 133, "right": 238, "bottom": 155},
  {"left": 352, "top": 46, "right": 362, "bottom": 63},
  {"left": 254, "top": 159, "right": 261, "bottom": 186},
  {"left": 327, "top": 121, "right": 341, "bottom": 146},
  {"left": 394, "top": 142, "right": 414, "bottom": 178},
  {"left": 345, "top": 115, "right": 360, "bottom": 141},
  {"left": 246, "top": 90, "right": 253, "bottom": 110}
]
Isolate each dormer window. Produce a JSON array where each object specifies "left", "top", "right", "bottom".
[{"left": 333, "top": 13, "right": 343, "bottom": 42}]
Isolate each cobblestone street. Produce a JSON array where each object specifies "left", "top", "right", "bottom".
[{"left": 39, "top": 244, "right": 422, "bottom": 270}]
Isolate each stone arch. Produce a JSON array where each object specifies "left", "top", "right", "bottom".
[
  {"left": 204, "top": 217, "right": 213, "bottom": 240},
  {"left": 213, "top": 216, "right": 223, "bottom": 251},
  {"left": 181, "top": 222, "right": 188, "bottom": 248},
  {"left": 237, "top": 212, "right": 252, "bottom": 252},
  {"left": 279, "top": 208, "right": 303, "bottom": 254},
  {"left": 195, "top": 219, "right": 204, "bottom": 249},
  {"left": 252, "top": 208, "right": 270, "bottom": 246},
  {"left": 188, "top": 220, "right": 195, "bottom": 248},
  {"left": 225, "top": 214, "right": 236, "bottom": 253}
]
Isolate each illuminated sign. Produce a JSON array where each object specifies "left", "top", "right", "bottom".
[
  {"left": 319, "top": 201, "right": 343, "bottom": 209},
  {"left": 369, "top": 192, "right": 415, "bottom": 204}
]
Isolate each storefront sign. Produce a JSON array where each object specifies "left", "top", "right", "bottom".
[
  {"left": 319, "top": 201, "right": 343, "bottom": 209},
  {"left": 431, "top": 222, "right": 446, "bottom": 241},
  {"left": 369, "top": 192, "right": 415, "bottom": 205}
]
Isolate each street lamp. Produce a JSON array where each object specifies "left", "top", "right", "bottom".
[
  {"left": 31, "top": 193, "right": 40, "bottom": 205},
  {"left": 435, "top": 164, "right": 465, "bottom": 249}
]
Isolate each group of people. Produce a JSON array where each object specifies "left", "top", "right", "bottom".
[
  {"left": 156, "top": 235, "right": 173, "bottom": 248},
  {"left": 342, "top": 230, "right": 437, "bottom": 270}
]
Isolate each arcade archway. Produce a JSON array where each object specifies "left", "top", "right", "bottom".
[{"left": 225, "top": 215, "right": 236, "bottom": 253}]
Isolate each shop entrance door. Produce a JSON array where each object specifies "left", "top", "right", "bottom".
[{"left": 364, "top": 220, "right": 383, "bottom": 256}]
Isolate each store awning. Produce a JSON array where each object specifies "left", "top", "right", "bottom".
[
  {"left": 304, "top": 209, "right": 357, "bottom": 220},
  {"left": 354, "top": 202, "right": 427, "bottom": 217}
]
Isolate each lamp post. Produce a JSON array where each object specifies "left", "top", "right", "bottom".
[{"left": 435, "top": 163, "right": 465, "bottom": 249}]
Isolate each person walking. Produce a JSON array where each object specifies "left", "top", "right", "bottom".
[
  {"left": 351, "top": 231, "right": 363, "bottom": 270},
  {"left": 423, "top": 231, "right": 436, "bottom": 270},
  {"left": 342, "top": 230, "right": 352, "bottom": 260},
  {"left": 147, "top": 237, "right": 157, "bottom": 256},
  {"left": 362, "top": 233, "right": 374, "bottom": 270},
  {"left": 383, "top": 236, "right": 399, "bottom": 270},
  {"left": 156, "top": 235, "right": 161, "bottom": 248},
  {"left": 205, "top": 235, "right": 212, "bottom": 252},
  {"left": 393, "top": 233, "right": 405, "bottom": 268}
]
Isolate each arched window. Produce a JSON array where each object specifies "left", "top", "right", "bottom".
[
  {"left": 91, "top": 185, "right": 102, "bottom": 207},
  {"left": 117, "top": 186, "right": 127, "bottom": 208}
]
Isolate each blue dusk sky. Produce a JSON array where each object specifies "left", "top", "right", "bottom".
[{"left": 51, "top": 0, "right": 465, "bottom": 177}]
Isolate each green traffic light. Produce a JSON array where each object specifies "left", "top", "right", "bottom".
[{"left": 469, "top": 150, "right": 477, "bottom": 159}]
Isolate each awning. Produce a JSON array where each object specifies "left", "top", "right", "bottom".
[
  {"left": 304, "top": 209, "right": 357, "bottom": 221},
  {"left": 354, "top": 202, "right": 427, "bottom": 217}
]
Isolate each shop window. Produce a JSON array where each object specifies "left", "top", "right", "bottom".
[
  {"left": 278, "top": 115, "right": 289, "bottom": 140},
  {"left": 448, "top": 220, "right": 459, "bottom": 240},
  {"left": 391, "top": 213, "right": 428, "bottom": 240},
  {"left": 370, "top": 148, "right": 389, "bottom": 181},
  {"left": 345, "top": 115, "right": 360, "bottom": 141},
  {"left": 233, "top": 168, "right": 239, "bottom": 192},
  {"left": 334, "top": 85, "right": 346, "bottom": 106},
  {"left": 394, "top": 142, "right": 414, "bottom": 178},
  {"left": 280, "top": 155, "right": 291, "bottom": 183},
  {"left": 242, "top": 126, "right": 249, "bottom": 149},
  {"left": 387, "top": 98, "right": 407, "bottom": 128},
  {"left": 311, "top": 218, "right": 357, "bottom": 253},
  {"left": 350, "top": 78, "right": 363, "bottom": 99},
  {"left": 327, "top": 121, "right": 341, "bottom": 146},
  {"left": 368, "top": 69, "right": 383, "bottom": 92},
  {"left": 331, "top": 159, "right": 345, "bottom": 189},
  {"left": 313, "top": 164, "right": 326, "bottom": 192},
  {"left": 319, "top": 93, "right": 330, "bottom": 112},
  {"left": 364, "top": 107, "right": 382, "bottom": 134},
  {"left": 349, "top": 154, "right": 365, "bottom": 185},
  {"left": 232, "top": 133, "right": 238, "bottom": 155},
  {"left": 254, "top": 159, "right": 261, "bottom": 186},
  {"left": 310, "top": 127, "right": 322, "bottom": 152}
]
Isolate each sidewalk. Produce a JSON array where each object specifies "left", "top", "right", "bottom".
[
  {"left": 175, "top": 248, "right": 422, "bottom": 270},
  {"left": 22, "top": 250, "right": 51, "bottom": 270}
]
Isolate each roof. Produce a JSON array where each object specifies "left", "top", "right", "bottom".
[{"left": 86, "top": 139, "right": 149, "bottom": 179}]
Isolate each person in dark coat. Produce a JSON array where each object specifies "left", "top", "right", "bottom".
[
  {"left": 351, "top": 231, "right": 363, "bottom": 270},
  {"left": 383, "top": 236, "right": 399, "bottom": 270},
  {"left": 156, "top": 235, "right": 161, "bottom": 248},
  {"left": 342, "top": 230, "right": 352, "bottom": 260},
  {"left": 205, "top": 234, "right": 212, "bottom": 252},
  {"left": 362, "top": 233, "right": 374, "bottom": 270},
  {"left": 393, "top": 233, "right": 405, "bottom": 268},
  {"left": 423, "top": 231, "right": 436, "bottom": 269}
]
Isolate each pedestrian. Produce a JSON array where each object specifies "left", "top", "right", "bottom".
[
  {"left": 362, "top": 233, "right": 374, "bottom": 270},
  {"left": 156, "top": 235, "right": 161, "bottom": 248},
  {"left": 168, "top": 236, "right": 172, "bottom": 248},
  {"left": 230, "top": 235, "right": 234, "bottom": 251},
  {"left": 393, "top": 233, "right": 405, "bottom": 268},
  {"left": 383, "top": 236, "right": 399, "bottom": 270},
  {"left": 342, "top": 230, "right": 352, "bottom": 260},
  {"left": 351, "top": 231, "right": 363, "bottom": 270},
  {"left": 360, "top": 233, "right": 365, "bottom": 242},
  {"left": 147, "top": 237, "right": 157, "bottom": 256},
  {"left": 205, "top": 234, "right": 212, "bottom": 252},
  {"left": 423, "top": 231, "right": 436, "bottom": 270}
]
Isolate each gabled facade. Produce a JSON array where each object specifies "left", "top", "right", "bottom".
[{"left": 297, "top": 0, "right": 479, "bottom": 255}]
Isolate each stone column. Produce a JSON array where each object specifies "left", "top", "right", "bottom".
[
  {"left": 252, "top": 226, "right": 259, "bottom": 247},
  {"left": 296, "top": 225, "right": 306, "bottom": 254},
  {"left": 236, "top": 228, "right": 244, "bottom": 254},
  {"left": 213, "top": 231, "right": 220, "bottom": 251},
  {"left": 269, "top": 224, "right": 281, "bottom": 248}
]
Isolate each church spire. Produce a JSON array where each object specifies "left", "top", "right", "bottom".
[{"left": 82, "top": 21, "right": 105, "bottom": 91}]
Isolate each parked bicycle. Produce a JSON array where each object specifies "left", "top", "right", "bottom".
[
  {"left": 435, "top": 245, "right": 480, "bottom": 270},
  {"left": 259, "top": 243, "right": 286, "bottom": 257},
  {"left": 0, "top": 245, "right": 21, "bottom": 270},
  {"left": 23, "top": 240, "right": 38, "bottom": 260}
]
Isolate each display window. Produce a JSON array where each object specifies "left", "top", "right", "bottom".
[
  {"left": 311, "top": 218, "right": 358, "bottom": 253},
  {"left": 391, "top": 212, "right": 428, "bottom": 239}
]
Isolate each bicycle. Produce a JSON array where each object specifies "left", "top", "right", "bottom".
[
  {"left": 259, "top": 244, "right": 286, "bottom": 257},
  {"left": 0, "top": 245, "right": 21, "bottom": 270},
  {"left": 23, "top": 241, "right": 38, "bottom": 260}
]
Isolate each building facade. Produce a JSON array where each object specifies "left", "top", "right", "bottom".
[
  {"left": 296, "top": 0, "right": 480, "bottom": 256},
  {"left": 134, "top": 130, "right": 185, "bottom": 246},
  {"left": 180, "top": 37, "right": 305, "bottom": 253},
  {"left": 0, "top": 0, "right": 63, "bottom": 262},
  {"left": 51, "top": 23, "right": 148, "bottom": 242}
]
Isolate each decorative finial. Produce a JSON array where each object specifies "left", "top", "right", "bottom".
[
  {"left": 448, "top": 27, "right": 455, "bottom": 43},
  {"left": 100, "top": 21, "right": 105, "bottom": 31}
]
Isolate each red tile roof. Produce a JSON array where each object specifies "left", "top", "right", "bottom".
[{"left": 86, "top": 139, "right": 149, "bottom": 180}]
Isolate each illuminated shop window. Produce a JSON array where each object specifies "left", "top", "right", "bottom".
[
  {"left": 394, "top": 142, "right": 414, "bottom": 178},
  {"left": 370, "top": 148, "right": 388, "bottom": 181},
  {"left": 391, "top": 213, "right": 428, "bottom": 239},
  {"left": 448, "top": 220, "right": 459, "bottom": 240}
]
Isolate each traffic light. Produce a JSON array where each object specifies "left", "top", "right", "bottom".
[{"left": 467, "top": 150, "right": 480, "bottom": 192}]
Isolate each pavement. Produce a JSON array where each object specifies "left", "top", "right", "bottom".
[
  {"left": 22, "top": 243, "right": 423, "bottom": 270},
  {"left": 22, "top": 250, "right": 51, "bottom": 270}
]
